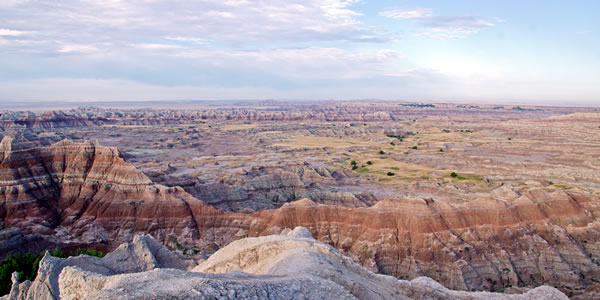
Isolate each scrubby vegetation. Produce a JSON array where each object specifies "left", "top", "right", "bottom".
[
  {"left": 0, "top": 248, "right": 104, "bottom": 295},
  {"left": 386, "top": 134, "right": 405, "bottom": 141},
  {"left": 450, "top": 172, "right": 483, "bottom": 181}
]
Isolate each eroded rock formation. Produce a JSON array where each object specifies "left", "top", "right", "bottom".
[
  {"left": 4, "top": 229, "right": 568, "bottom": 300},
  {"left": 1, "top": 137, "right": 599, "bottom": 297}
]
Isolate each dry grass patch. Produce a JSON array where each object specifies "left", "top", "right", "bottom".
[
  {"left": 339, "top": 156, "right": 440, "bottom": 183},
  {"left": 221, "top": 123, "right": 258, "bottom": 131},
  {"left": 273, "top": 136, "right": 380, "bottom": 149},
  {"left": 101, "top": 124, "right": 152, "bottom": 128}
]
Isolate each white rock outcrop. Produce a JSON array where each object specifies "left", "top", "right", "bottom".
[{"left": 4, "top": 227, "right": 568, "bottom": 300}]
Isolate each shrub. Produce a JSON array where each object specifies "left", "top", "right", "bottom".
[
  {"left": 76, "top": 249, "right": 105, "bottom": 258},
  {"left": 439, "top": 148, "right": 444, "bottom": 152},
  {"left": 350, "top": 160, "right": 357, "bottom": 166},
  {"left": 387, "top": 172, "right": 395, "bottom": 176},
  {"left": 50, "top": 248, "right": 66, "bottom": 258},
  {"left": 288, "top": 191, "right": 299, "bottom": 201},
  {"left": 1, "top": 247, "right": 104, "bottom": 295},
  {"left": 379, "top": 150, "right": 385, "bottom": 154},
  {"left": 0, "top": 253, "right": 42, "bottom": 295},
  {"left": 352, "top": 165, "right": 358, "bottom": 170},
  {"left": 451, "top": 172, "right": 458, "bottom": 178},
  {"left": 411, "top": 146, "right": 418, "bottom": 150},
  {"left": 366, "top": 161, "right": 372, "bottom": 165}
]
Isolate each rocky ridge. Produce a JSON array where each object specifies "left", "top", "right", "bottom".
[
  {"left": 4, "top": 228, "right": 568, "bottom": 300},
  {"left": 1, "top": 103, "right": 585, "bottom": 129}
]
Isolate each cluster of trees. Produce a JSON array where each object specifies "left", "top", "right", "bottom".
[
  {"left": 350, "top": 160, "right": 371, "bottom": 173},
  {"left": 0, "top": 248, "right": 104, "bottom": 295},
  {"left": 386, "top": 134, "right": 406, "bottom": 141}
]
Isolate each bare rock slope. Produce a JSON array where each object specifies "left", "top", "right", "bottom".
[{"left": 5, "top": 228, "right": 567, "bottom": 300}]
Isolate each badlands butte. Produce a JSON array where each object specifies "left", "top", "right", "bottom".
[{"left": 1, "top": 101, "right": 599, "bottom": 298}]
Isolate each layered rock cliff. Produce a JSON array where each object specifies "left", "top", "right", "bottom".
[
  {"left": 0, "top": 136, "right": 225, "bottom": 252},
  {"left": 4, "top": 228, "right": 568, "bottom": 300},
  {"left": 1, "top": 136, "right": 599, "bottom": 297}
]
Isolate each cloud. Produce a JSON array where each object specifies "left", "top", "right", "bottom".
[
  {"left": 0, "top": 70, "right": 450, "bottom": 102},
  {"left": 0, "top": 44, "right": 407, "bottom": 89},
  {"left": 379, "top": 8, "right": 433, "bottom": 19},
  {"left": 162, "top": 47, "right": 405, "bottom": 81},
  {"left": 6, "top": 70, "right": 597, "bottom": 105},
  {"left": 0, "top": 0, "right": 403, "bottom": 93},
  {"left": 0, "top": 0, "right": 26, "bottom": 9},
  {"left": 58, "top": 44, "right": 99, "bottom": 53},
  {"left": 134, "top": 43, "right": 184, "bottom": 50},
  {"left": 379, "top": 8, "right": 495, "bottom": 39},
  {"left": 0, "top": 0, "right": 380, "bottom": 57},
  {"left": 420, "top": 16, "right": 494, "bottom": 34},
  {"left": 0, "top": 29, "right": 26, "bottom": 36},
  {"left": 164, "top": 37, "right": 212, "bottom": 44}
]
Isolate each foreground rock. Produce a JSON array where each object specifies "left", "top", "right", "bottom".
[
  {"left": 4, "top": 234, "right": 193, "bottom": 299},
  {"left": 5, "top": 228, "right": 567, "bottom": 300}
]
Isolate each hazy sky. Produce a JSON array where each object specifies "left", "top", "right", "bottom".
[{"left": 0, "top": 0, "right": 599, "bottom": 104}]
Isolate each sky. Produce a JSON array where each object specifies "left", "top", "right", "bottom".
[{"left": 0, "top": 0, "right": 599, "bottom": 105}]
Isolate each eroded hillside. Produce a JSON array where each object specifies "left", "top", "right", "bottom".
[{"left": 1, "top": 102, "right": 599, "bottom": 297}]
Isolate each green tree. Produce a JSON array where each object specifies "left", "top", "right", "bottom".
[{"left": 1, "top": 248, "right": 105, "bottom": 296}]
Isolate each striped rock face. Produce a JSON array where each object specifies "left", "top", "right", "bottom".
[{"left": 1, "top": 136, "right": 600, "bottom": 296}]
